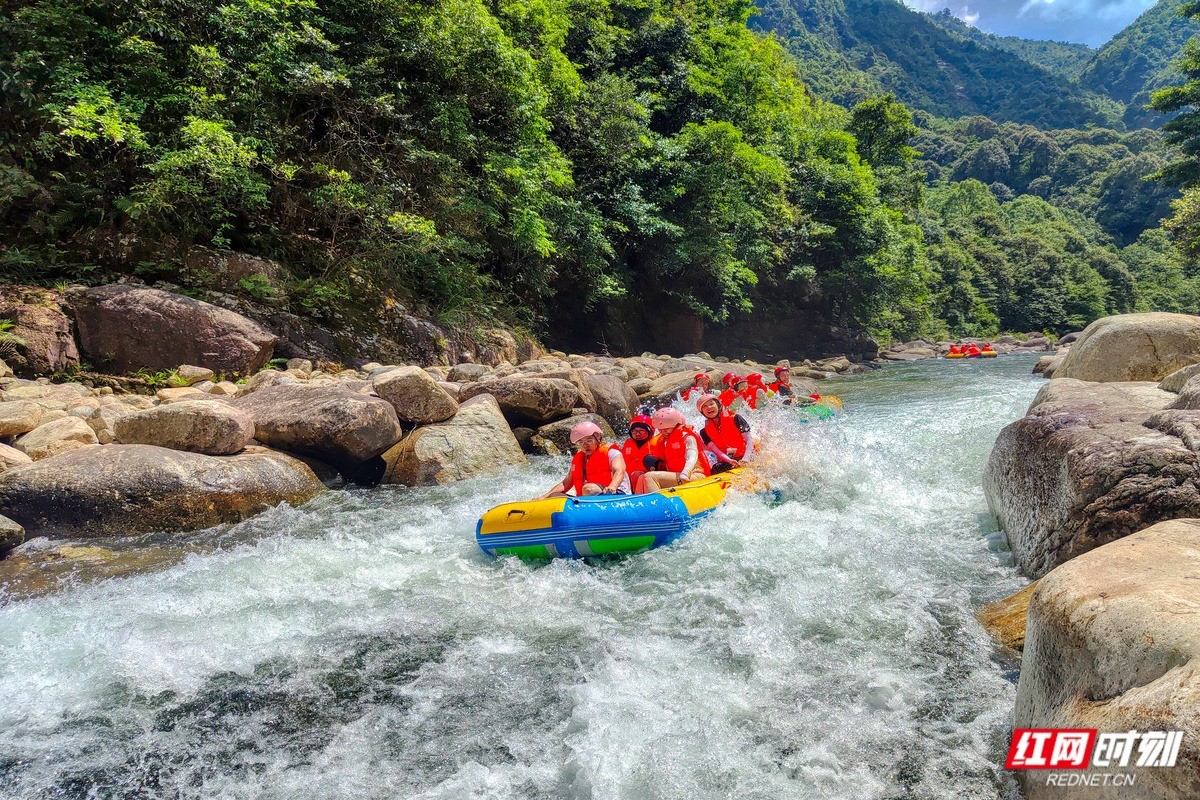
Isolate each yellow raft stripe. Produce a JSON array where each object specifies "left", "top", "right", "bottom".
[{"left": 479, "top": 497, "right": 567, "bottom": 536}]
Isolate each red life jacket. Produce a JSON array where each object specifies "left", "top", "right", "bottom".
[
  {"left": 768, "top": 380, "right": 793, "bottom": 396},
  {"left": 704, "top": 413, "right": 747, "bottom": 459},
  {"left": 655, "top": 426, "right": 711, "bottom": 477},
  {"left": 949, "top": 345, "right": 961, "bottom": 354},
  {"left": 682, "top": 385, "right": 705, "bottom": 401},
  {"left": 967, "top": 345, "right": 981, "bottom": 356},
  {"left": 718, "top": 389, "right": 737, "bottom": 408},
  {"left": 621, "top": 436, "right": 656, "bottom": 474},
  {"left": 571, "top": 445, "right": 617, "bottom": 495},
  {"left": 738, "top": 387, "right": 760, "bottom": 410}
]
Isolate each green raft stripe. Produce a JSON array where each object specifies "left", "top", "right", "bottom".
[
  {"left": 494, "top": 544, "right": 552, "bottom": 558},
  {"left": 586, "top": 535, "right": 656, "bottom": 555}
]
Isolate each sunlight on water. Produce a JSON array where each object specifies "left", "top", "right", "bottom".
[{"left": 0, "top": 356, "right": 1040, "bottom": 799}]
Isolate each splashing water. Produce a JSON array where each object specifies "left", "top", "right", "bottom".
[{"left": 0, "top": 357, "right": 1040, "bottom": 799}]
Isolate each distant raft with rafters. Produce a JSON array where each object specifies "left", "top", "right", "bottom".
[{"left": 475, "top": 471, "right": 744, "bottom": 559}]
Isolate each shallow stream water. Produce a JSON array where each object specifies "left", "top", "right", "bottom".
[{"left": 0, "top": 356, "right": 1041, "bottom": 799}]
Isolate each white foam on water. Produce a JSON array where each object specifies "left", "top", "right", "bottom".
[{"left": 0, "top": 357, "right": 1039, "bottom": 799}]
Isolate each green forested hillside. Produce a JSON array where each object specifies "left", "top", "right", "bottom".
[
  {"left": 750, "top": 0, "right": 1119, "bottom": 128},
  {"left": 1080, "top": 0, "right": 1196, "bottom": 128},
  {"left": 0, "top": 0, "right": 1196, "bottom": 353},
  {"left": 925, "top": 10, "right": 1095, "bottom": 80}
]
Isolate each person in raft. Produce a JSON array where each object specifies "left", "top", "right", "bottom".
[
  {"left": 537, "top": 420, "right": 630, "bottom": 498},
  {"left": 695, "top": 394, "right": 751, "bottom": 474},
  {"left": 965, "top": 342, "right": 982, "bottom": 357},
  {"left": 621, "top": 414, "right": 657, "bottom": 490},
  {"left": 681, "top": 372, "right": 710, "bottom": 401},
  {"left": 718, "top": 372, "right": 740, "bottom": 409},
  {"left": 768, "top": 365, "right": 794, "bottom": 402},
  {"left": 639, "top": 407, "right": 711, "bottom": 493}
]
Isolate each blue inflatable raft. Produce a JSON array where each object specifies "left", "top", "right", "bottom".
[{"left": 475, "top": 472, "right": 737, "bottom": 558}]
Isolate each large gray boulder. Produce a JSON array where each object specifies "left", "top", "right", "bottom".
[
  {"left": 584, "top": 374, "right": 639, "bottom": 431},
  {"left": 14, "top": 417, "right": 99, "bottom": 460},
  {"left": 0, "top": 444, "right": 324, "bottom": 538},
  {"left": 0, "top": 513, "right": 23, "bottom": 557},
  {"left": 1015, "top": 519, "right": 1200, "bottom": 800},
  {"left": 984, "top": 378, "right": 1197, "bottom": 578},
  {"left": 1054, "top": 312, "right": 1200, "bottom": 383},
  {"left": 69, "top": 285, "right": 277, "bottom": 376},
  {"left": 530, "top": 413, "right": 615, "bottom": 457},
  {"left": 0, "top": 444, "right": 32, "bottom": 474},
  {"left": 115, "top": 400, "right": 255, "bottom": 455},
  {"left": 372, "top": 366, "right": 459, "bottom": 424},
  {"left": 234, "top": 383, "right": 403, "bottom": 468},
  {"left": 0, "top": 400, "right": 44, "bottom": 437},
  {"left": 458, "top": 376, "right": 579, "bottom": 425},
  {"left": 381, "top": 395, "right": 526, "bottom": 486},
  {"left": 637, "top": 370, "right": 699, "bottom": 403}
]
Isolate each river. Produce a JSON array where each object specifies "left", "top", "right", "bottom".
[{"left": 0, "top": 356, "right": 1040, "bottom": 799}]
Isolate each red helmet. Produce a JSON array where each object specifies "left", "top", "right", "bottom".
[
  {"left": 747, "top": 373, "right": 764, "bottom": 385},
  {"left": 773, "top": 365, "right": 789, "bottom": 377},
  {"left": 629, "top": 414, "right": 653, "bottom": 434},
  {"left": 693, "top": 372, "right": 710, "bottom": 382},
  {"left": 809, "top": 393, "right": 821, "bottom": 401},
  {"left": 722, "top": 372, "right": 737, "bottom": 386}
]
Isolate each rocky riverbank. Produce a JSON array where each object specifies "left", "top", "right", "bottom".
[
  {"left": 982, "top": 312, "right": 1200, "bottom": 799},
  {"left": 0, "top": 282, "right": 862, "bottom": 562}
]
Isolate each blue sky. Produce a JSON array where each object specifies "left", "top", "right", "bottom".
[{"left": 904, "top": 0, "right": 1159, "bottom": 47}]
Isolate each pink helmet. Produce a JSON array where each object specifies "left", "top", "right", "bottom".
[
  {"left": 694, "top": 393, "right": 720, "bottom": 413},
  {"left": 651, "top": 407, "right": 686, "bottom": 430},
  {"left": 569, "top": 420, "right": 604, "bottom": 444}
]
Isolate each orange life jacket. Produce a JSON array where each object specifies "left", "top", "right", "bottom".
[
  {"left": 655, "top": 426, "right": 711, "bottom": 477},
  {"left": 571, "top": 445, "right": 617, "bottom": 495},
  {"left": 703, "top": 413, "right": 747, "bottom": 460},
  {"left": 621, "top": 436, "right": 657, "bottom": 474}
]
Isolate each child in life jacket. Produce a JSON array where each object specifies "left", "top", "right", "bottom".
[
  {"left": 681, "top": 373, "right": 711, "bottom": 402},
  {"left": 736, "top": 374, "right": 765, "bottom": 410},
  {"left": 718, "top": 372, "right": 740, "bottom": 409},
  {"left": 639, "top": 407, "right": 710, "bottom": 493},
  {"left": 695, "top": 394, "right": 752, "bottom": 474},
  {"left": 621, "top": 414, "right": 657, "bottom": 492},
  {"left": 537, "top": 420, "right": 630, "bottom": 498}
]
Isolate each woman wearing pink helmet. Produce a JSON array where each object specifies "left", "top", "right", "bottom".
[
  {"left": 638, "top": 406, "right": 710, "bottom": 493},
  {"left": 537, "top": 419, "right": 630, "bottom": 499}
]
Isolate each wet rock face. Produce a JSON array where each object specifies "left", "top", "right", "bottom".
[
  {"left": 984, "top": 378, "right": 1200, "bottom": 578},
  {"left": 1015, "top": 519, "right": 1200, "bottom": 800},
  {"left": 1054, "top": 312, "right": 1200, "bottom": 383},
  {"left": 69, "top": 285, "right": 277, "bottom": 376},
  {"left": 0, "top": 444, "right": 324, "bottom": 539},
  {"left": 381, "top": 395, "right": 526, "bottom": 486},
  {"left": 234, "top": 383, "right": 403, "bottom": 470}
]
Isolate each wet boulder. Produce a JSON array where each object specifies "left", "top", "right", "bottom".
[
  {"left": 234, "top": 383, "right": 403, "bottom": 470},
  {"left": 382, "top": 395, "right": 526, "bottom": 486},
  {"left": 1054, "top": 312, "right": 1200, "bottom": 383},
  {"left": 372, "top": 366, "right": 459, "bottom": 424},
  {"left": 14, "top": 417, "right": 99, "bottom": 460},
  {"left": 458, "top": 376, "right": 579, "bottom": 425},
  {"left": 0, "top": 444, "right": 324, "bottom": 539},
  {"left": 984, "top": 378, "right": 1196, "bottom": 578},
  {"left": 1015, "top": 519, "right": 1200, "bottom": 800},
  {"left": 115, "top": 400, "right": 255, "bottom": 455},
  {"left": 69, "top": 285, "right": 277, "bottom": 376}
]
